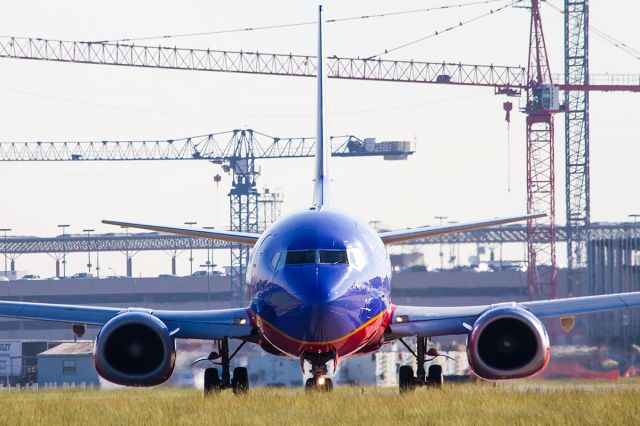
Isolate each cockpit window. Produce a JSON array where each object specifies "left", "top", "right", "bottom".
[
  {"left": 285, "top": 250, "right": 316, "bottom": 265},
  {"left": 318, "top": 250, "right": 348, "bottom": 265},
  {"left": 273, "top": 249, "right": 356, "bottom": 269},
  {"left": 347, "top": 247, "right": 366, "bottom": 270},
  {"left": 271, "top": 251, "right": 282, "bottom": 269}
]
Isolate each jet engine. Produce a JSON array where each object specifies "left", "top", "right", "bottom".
[
  {"left": 466, "top": 306, "right": 550, "bottom": 380},
  {"left": 94, "top": 311, "right": 176, "bottom": 386}
]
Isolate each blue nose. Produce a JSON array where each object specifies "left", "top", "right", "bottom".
[{"left": 281, "top": 265, "right": 351, "bottom": 304}]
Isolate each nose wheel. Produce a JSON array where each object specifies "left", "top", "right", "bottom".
[
  {"left": 301, "top": 351, "right": 336, "bottom": 393},
  {"left": 305, "top": 376, "right": 333, "bottom": 392}
]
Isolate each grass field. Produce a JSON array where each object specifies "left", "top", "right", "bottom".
[{"left": 1, "top": 381, "right": 639, "bottom": 425}]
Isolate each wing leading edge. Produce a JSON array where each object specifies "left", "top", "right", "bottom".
[
  {"left": 102, "top": 220, "right": 261, "bottom": 245},
  {"left": 389, "top": 291, "right": 640, "bottom": 339},
  {"left": 379, "top": 213, "right": 545, "bottom": 245},
  {"left": 4, "top": 292, "right": 640, "bottom": 341},
  {"left": 0, "top": 301, "right": 253, "bottom": 340}
]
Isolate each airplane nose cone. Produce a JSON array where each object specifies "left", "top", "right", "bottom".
[
  {"left": 252, "top": 267, "right": 388, "bottom": 351},
  {"left": 281, "top": 265, "right": 351, "bottom": 304}
]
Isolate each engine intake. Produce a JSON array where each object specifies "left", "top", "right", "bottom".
[
  {"left": 94, "top": 311, "right": 176, "bottom": 386},
  {"left": 467, "top": 306, "right": 550, "bottom": 380}
]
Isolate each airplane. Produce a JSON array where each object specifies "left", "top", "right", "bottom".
[{"left": 2, "top": 5, "right": 640, "bottom": 394}]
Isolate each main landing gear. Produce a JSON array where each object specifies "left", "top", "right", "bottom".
[
  {"left": 398, "top": 337, "right": 445, "bottom": 393},
  {"left": 301, "top": 351, "right": 336, "bottom": 393},
  {"left": 193, "top": 337, "right": 249, "bottom": 396}
]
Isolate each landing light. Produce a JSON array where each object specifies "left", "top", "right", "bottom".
[
  {"left": 396, "top": 315, "right": 409, "bottom": 323},
  {"left": 234, "top": 318, "right": 247, "bottom": 325},
  {"left": 317, "top": 377, "right": 326, "bottom": 385}
]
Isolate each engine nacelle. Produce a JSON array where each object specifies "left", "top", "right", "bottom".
[
  {"left": 467, "top": 306, "right": 550, "bottom": 380},
  {"left": 94, "top": 311, "right": 176, "bottom": 386}
]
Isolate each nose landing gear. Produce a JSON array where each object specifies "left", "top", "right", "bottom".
[{"left": 301, "top": 351, "right": 336, "bottom": 393}]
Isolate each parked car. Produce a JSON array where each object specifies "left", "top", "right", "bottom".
[
  {"left": 0, "top": 276, "right": 9, "bottom": 282},
  {"left": 158, "top": 274, "right": 179, "bottom": 279},
  {"left": 21, "top": 274, "right": 41, "bottom": 280},
  {"left": 191, "top": 270, "right": 222, "bottom": 277},
  {"left": 70, "top": 272, "right": 94, "bottom": 279}
]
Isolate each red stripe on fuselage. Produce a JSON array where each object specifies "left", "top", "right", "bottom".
[{"left": 256, "top": 305, "right": 395, "bottom": 358}]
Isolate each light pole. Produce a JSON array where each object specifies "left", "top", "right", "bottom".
[
  {"left": 184, "top": 221, "right": 197, "bottom": 275},
  {"left": 124, "top": 227, "right": 131, "bottom": 277},
  {"left": 203, "top": 226, "right": 215, "bottom": 272},
  {"left": 630, "top": 214, "right": 640, "bottom": 225},
  {"left": 57, "top": 224, "right": 70, "bottom": 278},
  {"left": 200, "top": 261, "right": 217, "bottom": 309},
  {"left": 0, "top": 228, "right": 11, "bottom": 277},
  {"left": 83, "top": 229, "right": 94, "bottom": 274},
  {"left": 447, "top": 221, "right": 459, "bottom": 269},
  {"left": 96, "top": 240, "right": 101, "bottom": 279},
  {"left": 434, "top": 216, "right": 448, "bottom": 270}
]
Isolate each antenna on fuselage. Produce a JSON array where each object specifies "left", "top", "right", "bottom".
[{"left": 312, "top": 4, "right": 332, "bottom": 209}]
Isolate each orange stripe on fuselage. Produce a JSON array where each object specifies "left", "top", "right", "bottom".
[{"left": 256, "top": 309, "right": 387, "bottom": 346}]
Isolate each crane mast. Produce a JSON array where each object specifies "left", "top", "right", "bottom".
[
  {"left": 524, "top": 0, "right": 558, "bottom": 300},
  {"left": 564, "top": 0, "right": 590, "bottom": 297}
]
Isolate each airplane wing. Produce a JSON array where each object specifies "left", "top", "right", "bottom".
[
  {"left": 102, "top": 220, "right": 261, "bottom": 245},
  {"left": 378, "top": 213, "right": 545, "bottom": 245},
  {"left": 387, "top": 291, "right": 640, "bottom": 339},
  {"left": 0, "top": 301, "right": 253, "bottom": 340}
]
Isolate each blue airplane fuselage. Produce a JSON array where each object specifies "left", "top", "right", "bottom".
[{"left": 247, "top": 207, "right": 394, "bottom": 358}]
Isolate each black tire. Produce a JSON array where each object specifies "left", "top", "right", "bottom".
[
  {"left": 232, "top": 367, "right": 249, "bottom": 394},
  {"left": 427, "top": 364, "right": 444, "bottom": 388},
  {"left": 304, "top": 377, "right": 333, "bottom": 392},
  {"left": 399, "top": 365, "right": 416, "bottom": 393},
  {"left": 305, "top": 378, "right": 315, "bottom": 393},
  {"left": 204, "top": 368, "right": 221, "bottom": 395}
]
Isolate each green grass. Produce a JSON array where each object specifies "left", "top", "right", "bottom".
[{"left": 1, "top": 381, "right": 639, "bottom": 425}]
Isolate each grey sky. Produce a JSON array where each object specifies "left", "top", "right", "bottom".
[{"left": 0, "top": 1, "right": 638, "bottom": 275}]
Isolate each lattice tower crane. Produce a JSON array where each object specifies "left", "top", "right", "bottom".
[{"left": 0, "top": 130, "right": 413, "bottom": 306}]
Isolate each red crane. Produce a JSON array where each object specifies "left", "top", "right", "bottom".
[
  {"left": 519, "top": 0, "right": 638, "bottom": 300},
  {"left": 524, "top": 0, "right": 560, "bottom": 300},
  {"left": 0, "top": 2, "right": 638, "bottom": 300}
]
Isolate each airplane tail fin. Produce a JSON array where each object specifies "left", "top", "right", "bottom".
[{"left": 313, "top": 5, "right": 332, "bottom": 208}]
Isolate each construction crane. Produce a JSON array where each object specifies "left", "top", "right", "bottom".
[
  {"left": 0, "top": 2, "right": 638, "bottom": 299},
  {"left": 0, "top": 129, "right": 414, "bottom": 306},
  {"left": 520, "top": 0, "right": 639, "bottom": 299},
  {"left": 523, "top": 0, "right": 560, "bottom": 300},
  {"left": 563, "top": 0, "right": 590, "bottom": 298}
]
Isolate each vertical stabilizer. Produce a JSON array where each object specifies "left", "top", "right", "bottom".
[{"left": 313, "top": 5, "right": 332, "bottom": 208}]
